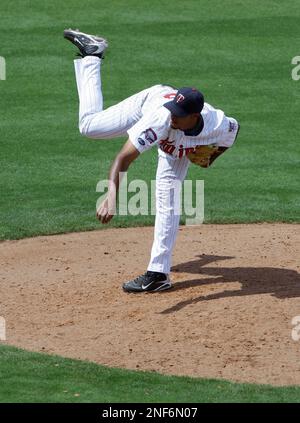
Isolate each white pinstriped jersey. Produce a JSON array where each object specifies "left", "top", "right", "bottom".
[{"left": 127, "top": 86, "right": 238, "bottom": 160}]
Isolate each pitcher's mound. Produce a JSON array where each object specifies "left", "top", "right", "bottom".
[{"left": 1, "top": 224, "right": 300, "bottom": 386}]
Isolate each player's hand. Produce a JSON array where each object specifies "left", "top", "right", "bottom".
[{"left": 96, "top": 196, "right": 116, "bottom": 224}]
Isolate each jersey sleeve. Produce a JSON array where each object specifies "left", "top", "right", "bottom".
[{"left": 127, "top": 107, "right": 170, "bottom": 153}]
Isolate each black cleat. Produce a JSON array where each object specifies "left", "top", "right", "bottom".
[
  {"left": 123, "top": 271, "right": 172, "bottom": 293},
  {"left": 63, "top": 28, "right": 108, "bottom": 58}
]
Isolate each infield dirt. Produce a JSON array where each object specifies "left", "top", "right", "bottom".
[{"left": 1, "top": 224, "right": 300, "bottom": 386}]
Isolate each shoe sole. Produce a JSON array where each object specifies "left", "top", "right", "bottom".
[
  {"left": 63, "top": 29, "right": 108, "bottom": 49},
  {"left": 122, "top": 282, "right": 172, "bottom": 293},
  {"left": 151, "top": 283, "right": 172, "bottom": 292}
]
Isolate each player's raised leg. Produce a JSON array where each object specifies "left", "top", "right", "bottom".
[{"left": 64, "top": 28, "right": 150, "bottom": 140}]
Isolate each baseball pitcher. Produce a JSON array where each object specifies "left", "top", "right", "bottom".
[{"left": 64, "top": 29, "right": 240, "bottom": 293}]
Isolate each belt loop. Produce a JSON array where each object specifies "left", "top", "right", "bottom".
[{"left": 229, "top": 120, "right": 235, "bottom": 132}]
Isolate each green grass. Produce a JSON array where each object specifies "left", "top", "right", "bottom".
[
  {"left": 0, "top": 345, "right": 300, "bottom": 403},
  {"left": 0, "top": 0, "right": 299, "bottom": 240}
]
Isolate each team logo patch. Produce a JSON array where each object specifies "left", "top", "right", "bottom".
[{"left": 139, "top": 128, "right": 157, "bottom": 145}]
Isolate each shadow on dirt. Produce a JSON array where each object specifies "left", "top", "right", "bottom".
[{"left": 160, "top": 255, "right": 300, "bottom": 314}]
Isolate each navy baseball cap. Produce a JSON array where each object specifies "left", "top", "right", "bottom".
[{"left": 164, "top": 87, "right": 204, "bottom": 117}]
